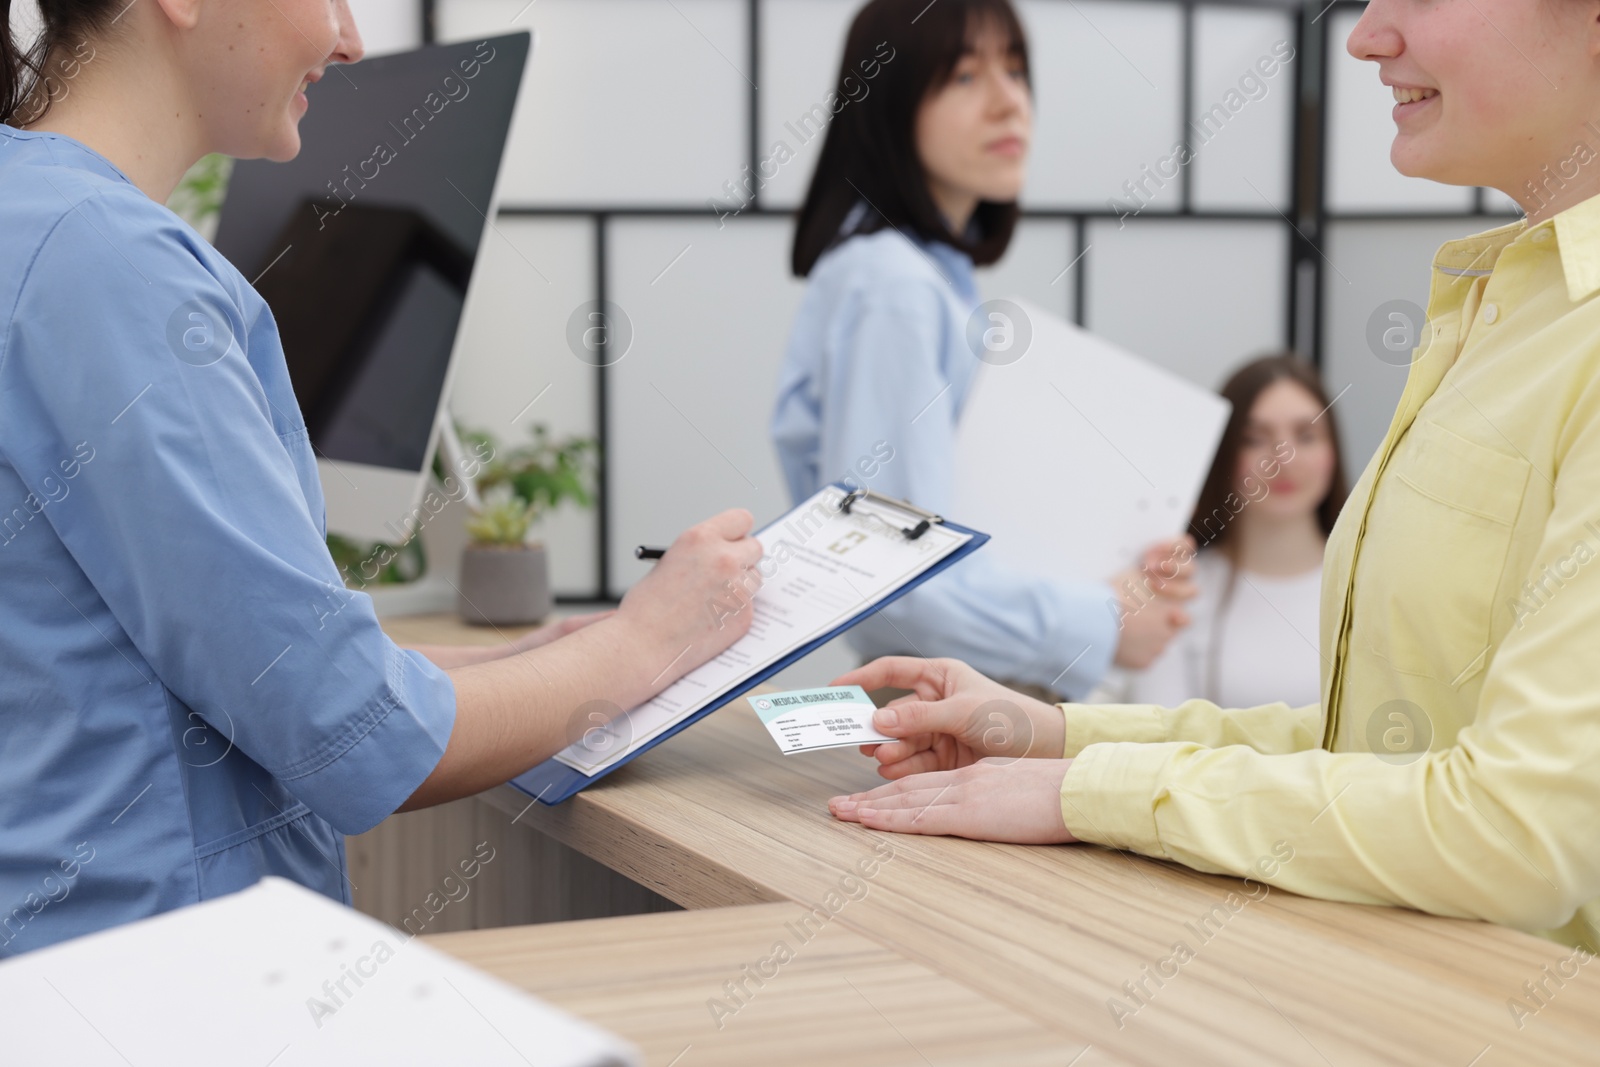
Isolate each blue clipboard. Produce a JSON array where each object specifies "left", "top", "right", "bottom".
[{"left": 510, "top": 485, "right": 989, "bottom": 805}]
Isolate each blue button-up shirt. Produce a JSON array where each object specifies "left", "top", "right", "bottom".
[
  {"left": 772, "top": 227, "right": 1117, "bottom": 697},
  {"left": 0, "top": 127, "right": 457, "bottom": 956}
]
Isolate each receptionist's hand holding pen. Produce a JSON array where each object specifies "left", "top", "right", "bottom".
[{"left": 404, "top": 509, "right": 763, "bottom": 808}]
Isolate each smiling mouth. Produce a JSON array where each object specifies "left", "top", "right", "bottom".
[{"left": 1392, "top": 86, "right": 1438, "bottom": 105}]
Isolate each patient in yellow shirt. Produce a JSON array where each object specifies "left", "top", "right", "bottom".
[{"left": 829, "top": 0, "right": 1600, "bottom": 955}]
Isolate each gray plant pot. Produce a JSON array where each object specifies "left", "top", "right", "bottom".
[{"left": 457, "top": 543, "right": 553, "bottom": 626}]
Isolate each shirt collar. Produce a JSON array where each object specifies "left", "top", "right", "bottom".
[
  {"left": 0, "top": 124, "right": 133, "bottom": 187},
  {"left": 1553, "top": 190, "right": 1600, "bottom": 303},
  {"left": 1431, "top": 217, "right": 1521, "bottom": 282},
  {"left": 835, "top": 198, "right": 980, "bottom": 303},
  {"left": 1430, "top": 189, "right": 1600, "bottom": 305}
]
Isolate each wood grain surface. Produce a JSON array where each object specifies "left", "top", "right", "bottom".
[
  {"left": 481, "top": 702, "right": 1600, "bottom": 1067},
  {"left": 427, "top": 902, "right": 1077, "bottom": 1066},
  {"left": 392, "top": 613, "right": 1600, "bottom": 1065}
]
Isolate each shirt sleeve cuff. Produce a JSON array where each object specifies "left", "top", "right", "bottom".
[
  {"left": 278, "top": 644, "right": 457, "bottom": 835},
  {"left": 1060, "top": 740, "right": 1200, "bottom": 857}
]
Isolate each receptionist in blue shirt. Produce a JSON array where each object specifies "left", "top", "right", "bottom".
[
  {"left": 773, "top": 0, "right": 1196, "bottom": 700},
  {"left": 0, "top": 1, "right": 762, "bottom": 955}
]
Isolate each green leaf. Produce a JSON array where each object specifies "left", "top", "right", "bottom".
[{"left": 456, "top": 420, "right": 598, "bottom": 523}]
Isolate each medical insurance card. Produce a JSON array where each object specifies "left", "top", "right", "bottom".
[{"left": 747, "top": 685, "right": 894, "bottom": 754}]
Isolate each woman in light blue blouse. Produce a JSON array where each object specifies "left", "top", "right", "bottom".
[
  {"left": 773, "top": 0, "right": 1194, "bottom": 701},
  {"left": 0, "top": 0, "right": 761, "bottom": 955}
]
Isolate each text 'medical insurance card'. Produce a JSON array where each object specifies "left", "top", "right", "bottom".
[{"left": 747, "top": 686, "right": 894, "bottom": 755}]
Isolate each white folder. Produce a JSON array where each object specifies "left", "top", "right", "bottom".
[{"left": 954, "top": 298, "right": 1231, "bottom": 586}]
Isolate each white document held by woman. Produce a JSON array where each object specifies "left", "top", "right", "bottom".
[
  {"left": 553, "top": 486, "right": 972, "bottom": 775},
  {"left": 954, "top": 298, "right": 1231, "bottom": 584}
]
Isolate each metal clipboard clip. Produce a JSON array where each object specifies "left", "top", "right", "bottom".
[{"left": 837, "top": 488, "right": 945, "bottom": 541}]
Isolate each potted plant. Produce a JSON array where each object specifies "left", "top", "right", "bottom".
[
  {"left": 458, "top": 487, "right": 550, "bottom": 625},
  {"left": 456, "top": 425, "right": 597, "bottom": 626}
]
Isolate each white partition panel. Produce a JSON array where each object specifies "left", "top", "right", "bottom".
[
  {"left": 976, "top": 218, "right": 1077, "bottom": 323},
  {"left": 438, "top": 0, "right": 749, "bottom": 206},
  {"left": 757, "top": 0, "right": 861, "bottom": 211},
  {"left": 1326, "top": 7, "right": 1474, "bottom": 213},
  {"left": 1019, "top": 0, "right": 1185, "bottom": 212},
  {"left": 605, "top": 217, "right": 805, "bottom": 595},
  {"left": 348, "top": 0, "right": 423, "bottom": 56},
  {"left": 1084, "top": 218, "right": 1288, "bottom": 391},
  {"left": 450, "top": 217, "right": 600, "bottom": 597},
  {"left": 1189, "top": 5, "right": 1297, "bottom": 211},
  {"left": 1320, "top": 219, "right": 1477, "bottom": 476}
]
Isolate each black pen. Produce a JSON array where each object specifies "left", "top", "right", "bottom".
[{"left": 634, "top": 545, "right": 667, "bottom": 561}]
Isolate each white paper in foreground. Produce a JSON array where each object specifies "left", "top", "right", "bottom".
[
  {"left": 954, "top": 298, "right": 1231, "bottom": 586},
  {"left": 0, "top": 877, "right": 636, "bottom": 1067}
]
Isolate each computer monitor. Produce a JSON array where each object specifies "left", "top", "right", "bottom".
[{"left": 214, "top": 31, "right": 531, "bottom": 543}]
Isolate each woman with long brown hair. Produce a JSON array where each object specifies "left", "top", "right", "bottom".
[{"left": 1103, "top": 354, "right": 1349, "bottom": 710}]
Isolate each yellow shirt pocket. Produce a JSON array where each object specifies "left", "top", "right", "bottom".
[{"left": 1362, "top": 418, "right": 1530, "bottom": 685}]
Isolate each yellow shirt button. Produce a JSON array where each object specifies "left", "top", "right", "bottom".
[
  {"left": 1533, "top": 227, "right": 1552, "bottom": 242},
  {"left": 1483, "top": 302, "right": 1499, "bottom": 325}
]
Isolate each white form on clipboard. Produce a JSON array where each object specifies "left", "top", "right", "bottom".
[{"left": 551, "top": 485, "right": 975, "bottom": 777}]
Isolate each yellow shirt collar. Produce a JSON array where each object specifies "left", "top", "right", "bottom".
[
  {"left": 1554, "top": 191, "right": 1600, "bottom": 302},
  {"left": 1429, "top": 190, "right": 1600, "bottom": 304}
]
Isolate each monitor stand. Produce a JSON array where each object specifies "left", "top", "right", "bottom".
[{"left": 361, "top": 413, "right": 479, "bottom": 619}]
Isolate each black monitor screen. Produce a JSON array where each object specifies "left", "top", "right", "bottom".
[{"left": 213, "top": 32, "right": 529, "bottom": 472}]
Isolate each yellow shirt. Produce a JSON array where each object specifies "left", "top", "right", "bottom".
[{"left": 1059, "top": 193, "right": 1600, "bottom": 953}]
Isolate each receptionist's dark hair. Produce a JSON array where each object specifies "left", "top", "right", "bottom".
[
  {"left": 1, "top": 0, "right": 117, "bottom": 128},
  {"left": 791, "top": 0, "right": 1031, "bottom": 277}
]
